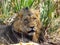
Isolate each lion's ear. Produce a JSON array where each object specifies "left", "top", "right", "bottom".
[{"left": 17, "top": 11, "right": 23, "bottom": 19}]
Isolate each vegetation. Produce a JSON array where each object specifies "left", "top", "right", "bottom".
[{"left": 0, "top": 0, "right": 60, "bottom": 44}]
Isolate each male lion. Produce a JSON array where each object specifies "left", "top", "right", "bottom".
[
  {"left": 0, "top": 7, "right": 44, "bottom": 45},
  {"left": 12, "top": 7, "right": 41, "bottom": 43}
]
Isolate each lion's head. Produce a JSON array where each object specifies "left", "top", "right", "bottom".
[{"left": 4, "top": 8, "right": 42, "bottom": 43}]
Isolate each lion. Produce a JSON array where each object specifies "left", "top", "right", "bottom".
[
  {"left": 12, "top": 7, "right": 42, "bottom": 43},
  {"left": 0, "top": 7, "right": 44, "bottom": 45}
]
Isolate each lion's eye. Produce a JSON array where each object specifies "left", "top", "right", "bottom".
[
  {"left": 24, "top": 19, "right": 29, "bottom": 24},
  {"left": 28, "top": 13, "right": 33, "bottom": 16},
  {"left": 33, "top": 18, "right": 36, "bottom": 20}
]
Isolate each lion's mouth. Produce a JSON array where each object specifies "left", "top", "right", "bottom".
[
  {"left": 28, "top": 30, "right": 35, "bottom": 33},
  {"left": 28, "top": 30, "right": 35, "bottom": 35}
]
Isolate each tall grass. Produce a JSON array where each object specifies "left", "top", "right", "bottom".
[
  {"left": 0, "top": 0, "right": 40, "bottom": 23},
  {"left": 0, "top": 0, "right": 40, "bottom": 17},
  {"left": 11, "top": 0, "right": 34, "bottom": 12},
  {"left": 40, "top": 0, "right": 57, "bottom": 34},
  {"left": 1, "top": 0, "right": 36, "bottom": 14},
  {"left": 41, "top": 0, "right": 56, "bottom": 26},
  {"left": 0, "top": 0, "right": 59, "bottom": 34}
]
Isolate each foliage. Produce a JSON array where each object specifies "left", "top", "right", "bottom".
[
  {"left": 0, "top": 0, "right": 40, "bottom": 21},
  {"left": 40, "top": 0, "right": 57, "bottom": 27},
  {"left": 11, "top": 0, "right": 34, "bottom": 12},
  {"left": 40, "top": 0, "right": 59, "bottom": 34},
  {"left": 0, "top": 0, "right": 60, "bottom": 34}
]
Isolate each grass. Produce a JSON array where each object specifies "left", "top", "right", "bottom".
[
  {"left": 0, "top": 0, "right": 40, "bottom": 23},
  {"left": 40, "top": 0, "right": 60, "bottom": 34},
  {"left": 0, "top": 0, "right": 60, "bottom": 34}
]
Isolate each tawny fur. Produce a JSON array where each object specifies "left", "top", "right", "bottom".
[{"left": 12, "top": 8, "right": 41, "bottom": 43}]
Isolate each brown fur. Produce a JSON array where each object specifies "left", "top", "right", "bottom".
[{"left": 12, "top": 8, "right": 42, "bottom": 43}]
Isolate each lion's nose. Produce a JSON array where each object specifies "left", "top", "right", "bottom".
[
  {"left": 28, "top": 26, "right": 35, "bottom": 33},
  {"left": 30, "top": 26, "right": 34, "bottom": 29},
  {"left": 30, "top": 26, "right": 34, "bottom": 30}
]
